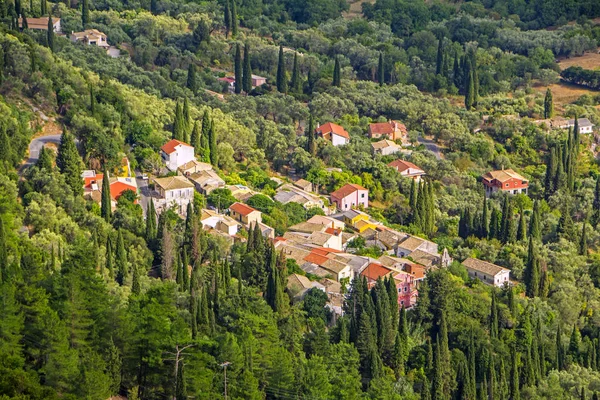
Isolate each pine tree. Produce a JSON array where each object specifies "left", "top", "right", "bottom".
[
  {"left": 224, "top": 0, "right": 231, "bottom": 38},
  {"left": 230, "top": 0, "right": 238, "bottom": 38},
  {"left": 378, "top": 52, "right": 384, "bottom": 86},
  {"left": 115, "top": 230, "right": 128, "bottom": 285},
  {"left": 332, "top": 56, "right": 341, "bottom": 87},
  {"left": 290, "top": 52, "right": 300, "bottom": 93},
  {"left": 81, "top": 0, "right": 89, "bottom": 29},
  {"left": 517, "top": 207, "right": 527, "bottom": 241},
  {"left": 56, "top": 131, "right": 82, "bottom": 195},
  {"left": 175, "top": 362, "right": 187, "bottom": 400},
  {"left": 47, "top": 15, "right": 55, "bottom": 51},
  {"left": 234, "top": 43, "right": 242, "bottom": 94},
  {"left": 101, "top": 170, "right": 111, "bottom": 222},
  {"left": 580, "top": 221, "right": 588, "bottom": 256},
  {"left": 276, "top": 45, "right": 287, "bottom": 94},
  {"left": 544, "top": 88, "right": 554, "bottom": 119},
  {"left": 187, "top": 63, "right": 197, "bottom": 94},
  {"left": 208, "top": 117, "right": 217, "bottom": 166},
  {"left": 242, "top": 43, "right": 252, "bottom": 93}
]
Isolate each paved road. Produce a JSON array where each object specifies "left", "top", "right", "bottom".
[
  {"left": 418, "top": 136, "right": 443, "bottom": 160},
  {"left": 21, "top": 134, "right": 63, "bottom": 171},
  {"left": 135, "top": 169, "right": 151, "bottom": 216}
]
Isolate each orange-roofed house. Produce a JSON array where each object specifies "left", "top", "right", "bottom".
[
  {"left": 368, "top": 120, "right": 408, "bottom": 142},
  {"left": 388, "top": 159, "right": 426, "bottom": 182},
  {"left": 161, "top": 139, "right": 195, "bottom": 171},
  {"left": 315, "top": 122, "right": 350, "bottom": 147},
  {"left": 229, "top": 202, "right": 262, "bottom": 227},
  {"left": 19, "top": 17, "right": 61, "bottom": 32},
  {"left": 482, "top": 169, "right": 528, "bottom": 197},
  {"left": 360, "top": 263, "right": 418, "bottom": 307},
  {"left": 330, "top": 183, "right": 368, "bottom": 211}
]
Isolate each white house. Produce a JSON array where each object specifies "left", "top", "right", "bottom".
[
  {"left": 161, "top": 139, "right": 195, "bottom": 171},
  {"left": 153, "top": 176, "right": 194, "bottom": 216},
  {"left": 372, "top": 139, "right": 402, "bottom": 156},
  {"left": 568, "top": 118, "right": 594, "bottom": 134},
  {"left": 315, "top": 122, "right": 350, "bottom": 147},
  {"left": 388, "top": 159, "right": 426, "bottom": 182},
  {"left": 462, "top": 257, "right": 510, "bottom": 287},
  {"left": 70, "top": 29, "right": 109, "bottom": 48}
]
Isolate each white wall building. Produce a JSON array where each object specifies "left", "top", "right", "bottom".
[{"left": 160, "top": 139, "right": 195, "bottom": 171}]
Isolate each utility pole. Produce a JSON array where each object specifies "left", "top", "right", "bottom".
[
  {"left": 165, "top": 344, "right": 194, "bottom": 400},
  {"left": 220, "top": 361, "right": 231, "bottom": 400}
]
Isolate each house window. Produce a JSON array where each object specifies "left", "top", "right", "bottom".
[
  {"left": 483, "top": 275, "right": 487, "bottom": 280},
  {"left": 361, "top": 193, "right": 365, "bottom": 198},
  {"left": 404, "top": 287, "right": 408, "bottom": 292},
  {"left": 505, "top": 183, "right": 509, "bottom": 187}
]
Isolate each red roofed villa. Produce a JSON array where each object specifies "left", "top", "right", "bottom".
[
  {"left": 482, "top": 169, "right": 529, "bottom": 197},
  {"left": 315, "top": 122, "right": 350, "bottom": 147},
  {"left": 368, "top": 120, "right": 408, "bottom": 142},
  {"left": 229, "top": 202, "right": 262, "bottom": 227},
  {"left": 161, "top": 139, "right": 195, "bottom": 171},
  {"left": 360, "top": 263, "right": 418, "bottom": 308},
  {"left": 330, "top": 183, "right": 368, "bottom": 211},
  {"left": 388, "top": 159, "right": 426, "bottom": 182}
]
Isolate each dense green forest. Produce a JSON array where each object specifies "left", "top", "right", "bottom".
[{"left": 2, "top": 0, "right": 600, "bottom": 398}]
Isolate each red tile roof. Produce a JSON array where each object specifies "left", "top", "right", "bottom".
[
  {"left": 388, "top": 159, "right": 423, "bottom": 173},
  {"left": 218, "top": 77, "right": 235, "bottom": 83},
  {"left": 361, "top": 263, "right": 393, "bottom": 281},
  {"left": 369, "top": 121, "right": 407, "bottom": 136},
  {"left": 229, "top": 202, "right": 258, "bottom": 216},
  {"left": 161, "top": 139, "right": 192, "bottom": 155},
  {"left": 330, "top": 183, "right": 367, "bottom": 200},
  {"left": 84, "top": 173, "right": 103, "bottom": 189},
  {"left": 325, "top": 227, "right": 342, "bottom": 235},
  {"left": 304, "top": 253, "right": 329, "bottom": 266},
  {"left": 110, "top": 181, "right": 136, "bottom": 201},
  {"left": 315, "top": 122, "right": 350, "bottom": 140},
  {"left": 312, "top": 247, "right": 341, "bottom": 256}
]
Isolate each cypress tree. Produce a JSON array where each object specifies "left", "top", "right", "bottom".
[
  {"left": 200, "top": 111, "right": 211, "bottom": 163},
  {"left": 556, "top": 325, "right": 565, "bottom": 371},
  {"left": 0, "top": 220, "right": 6, "bottom": 284},
  {"left": 224, "top": 0, "right": 231, "bottom": 38},
  {"left": 56, "top": 131, "right": 82, "bottom": 195},
  {"left": 544, "top": 148, "right": 556, "bottom": 198},
  {"left": 517, "top": 207, "right": 527, "bottom": 241},
  {"left": 150, "top": 0, "right": 157, "bottom": 14},
  {"left": 479, "top": 371, "right": 487, "bottom": 400},
  {"left": 182, "top": 98, "right": 191, "bottom": 143},
  {"left": 436, "top": 38, "right": 444, "bottom": 75},
  {"left": 276, "top": 45, "right": 287, "bottom": 94},
  {"left": 465, "top": 68, "right": 474, "bottom": 110},
  {"left": 234, "top": 43, "right": 242, "bottom": 94},
  {"left": 544, "top": 88, "right": 554, "bottom": 119},
  {"left": 81, "top": 0, "right": 89, "bottom": 29},
  {"left": 472, "top": 54, "right": 479, "bottom": 106},
  {"left": 392, "top": 332, "right": 404, "bottom": 377},
  {"left": 290, "top": 52, "right": 300, "bottom": 93},
  {"left": 190, "top": 121, "right": 201, "bottom": 153},
  {"left": 378, "top": 52, "right": 384, "bottom": 86},
  {"left": 115, "top": 230, "right": 128, "bottom": 285},
  {"left": 431, "top": 338, "right": 444, "bottom": 400},
  {"left": 146, "top": 198, "right": 157, "bottom": 240},
  {"left": 106, "top": 236, "right": 114, "bottom": 278},
  {"left": 47, "top": 15, "right": 54, "bottom": 51},
  {"left": 306, "top": 115, "right": 316, "bottom": 156},
  {"left": 409, "top": 179, "right": 418, "bottom": 216},
  {"left": 172, "top": 101, "right": 183, "bottom": 140},
  {"left": 230, "top": 0, "right": 238, "bottom": 38},
  {"left": 422, "top": 375, "right": 431, "bottom": 400},
  {"left": 187, "top": 63, "right": 197, "bottom": 94},
  {"left": 89, "top": 84, "right": 96, "bottom": 115},
  {"left": 529, "top": 200, "right": 541, "bottom": 241},
  {"left": 557, "top": 204, "right": 574, "bottom": 241},
  {"left": 41, "top": 0, "right": 47, "bottom": 16},
  {"left": 490, "top": 290, "right": 499, "bottom": 339},
  {"left": 453, "top": 53, "right": 461, "bottom": 88},
  {"left": 569, "top": 325, "right": 581, "bottom": 364},
  {"left": 175, "top": 251, "right": 183, "bottom": 289},
  {"left": 593, "top": 177, "right": 600, "bottom": 227},
  {"left": 481, "top": 197, "right": 489, "bottom": 239},
  {"left": 131, "top": 265, "right": 141, "bottom": 295},
  {"left": 489, "top": 207, "right": 501, "bottom": 240},
  {"left": 0, "top": 128, "right": 12, "bottom": 165},
  {"left": 101, "top": 170, "right": 111, "bottom": 222},
  {"left": 175, "top": 362, "right": 187, "bottom": 400},
  {"left": 510, "top": 347, "right": 520, "bottom": 400},
  {"left": 580, "top": 221, "right": 588, "bottom": 256},
  {"left": 208, "top": 117, "right": 217, "bottom": 167},
  {"left": 524, "top": 237, "right": 540, "bottom": 298},
  {"left": 399, "top": 304, "right": 409, "bottom": 339},
  {"left": 242, "top": 43, "right": 252, "bottom": 93},
  {"left": 500, "top": 196, "right": 511, "bottom": 243},
  {"left": 332, "top": 56, "right": 341, "bottom": 87}
]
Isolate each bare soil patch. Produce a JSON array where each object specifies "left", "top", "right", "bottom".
[
  {"left": 534, "top": 82, "right": 599, "bottom": 109},
  {"left": 343, "top": 0, "right": 374, "bottom": 19},
  {"left": 558, "top": 50, "right": 600, "bottom": 70}
]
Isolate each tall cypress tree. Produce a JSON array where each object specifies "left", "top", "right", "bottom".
[
  {"left": 0, "top": 219, "right": 6, "bottom": 284},
  {"left": 517, "top": 207, "right": 527, "bottom": 241},
  {"left": 465, "top": 68, "right": 474, "bottom": 110},
  {"left": 290, "top": 52, "right": 300, "bottom": 93},
  {"left": 115, "top": 230, "right": 128, "bottom": 285},
  {"left": 242, "top": 43, "right": 252, "bottom": 93},
  {"left": 182, "top": 98, "right": 191, "bottom": 142},
  {"left": 436, "top": 38, "right": 444, "bottom": 75},
  {"left": 332, "top": 56, "right": 341, "bottom": 87},
  {"left": 306, "top": 115, "right": 316, "bottom": 156},
  {"left": 276, "top": 45, "right": 287, "bottom": 94},
  {"left": 510, "top": 346, "right": 520, "bottom": 400},
  {"left": 172, "top": 101, "right": 183, "bottom": 140},
  {"left": 187, "top": 63, "right": 197, "bottom": 94},
  {"left": 544, "top": 88, "right": 554, "bottom": 119},
  {"left": 529, "top": 200, "right": 541, "bottom": 241},
  {"left": 200, "top": 110, "right": 211, "bottom": 163},
  {"left": 41, "top": 0, "right": 47, "bottom": 16},
  {"left": 105, "top": 236, "right": 114, "bottom": 278},
  {"left": 524, "top": 237, "right": 540, "bottom": 298},
  {"left": 131, "top": 265, "right": 141, "bottom": 295},
  {"left": 208, "top": 117, "right": 217, "bottom": 167},
  {"left": 378, "top": 52, "right": 384, "bottom": 86},
  {"left": 223, "top": 0, "right": 231, "bottom": 38},
  {"left": 593, "top": 177, "right": 600, "bottom": 227},
  {"left": 81, "top": 0, "right": 89, "bottom": 29},
  {"left": 101, "top": 170, "right": 111, "bottom": 222},
  {"left": 490, "top": 290, "right": 499, "bottom": 339},
  {"left": 47, "top": 15, "right": 55, "bottom": 51},
  {"left": 146, "top": 198, "right": 157, "bottom": 240},
  {"left": 431, "top": 338, "right": 444, "bottom": 400},
  {"left": 481, "top": 197, "right": 489, "bottom": 239},
  {"left": 56, "top": 131, "right": 82, "bottom": 195},
  {"left": 234, "top": 43, "right": 242, "bottom": 94},
  {"left": 580, "top": 221, "right": 588, "bottom": 256},
  {"left": 175, "top": 362, "right": 187, "bottom": 400},
  {"left": 230, "top": 0, "right": 238, "bottom": 38},
  {"left": 190, "top": 121, "right": 201, "bottom": 153}
]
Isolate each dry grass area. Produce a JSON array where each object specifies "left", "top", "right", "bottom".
[
  {"left": 343, "top": 0, "right": 374, "bottom": 19},
  {"left": 558, "top": 50, "right": 600, "bottom": 70},
  {"left": 533, "top": 82, "right": 599, "bottom": 109}
]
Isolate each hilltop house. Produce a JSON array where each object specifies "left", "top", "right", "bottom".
[
  {"left": 368, "top": 120, "right": 408, "bottom": 143},
  {"left": 315, "top": 122, "right": 350, "bottom": 147},
  {"left": 372, "top": 139, "right": 402, "bottom": 156},
  {"left": 152, "top": 176, "right": 194, "bottom": 216},
  {"left": 161, "top": 139, "right": 195, "bottom": 171},
  {"left": 70, "top": 29, "right": 109, "bottom": 48},
  {"left": 482, "top": 169, "right": 528, "bottom": 196},
  {"left": 330, "top": 183, "right": 368, "bottom": 210},
  {"left": 462, "top": 258, "right": 510, "bottom": 287},
  {"left": 229, "top": 202, "right": 262, "bottom": 227},
  {"left": 19, "top": 17, "right": 61, "bottom": 32},
  {"left": 388, "top": 159, "right": 426, "bottom": 182}
]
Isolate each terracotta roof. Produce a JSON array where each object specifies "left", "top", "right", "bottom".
[
  {"left": 325, "top": 227, "right": 342, "bottom": 235},
  {"left": 161, "top": 139, "right": 192, "bottom": 155},
  {"left": 462, "top": 258, "right": 509, "bottom": 276},
  {"left": 482, "top": 169, "right": 527, "bottom": 183},
  {"left": 218, "top": 77, "right": 235, "bottom": 83},
  {"left": 311, "top": 247, "right": 342, "bottom": 255},
  {"left": 153, "top": 176, "right": 194, "bottom": 191},
  {"left": 83, "top": 172, "right": 103, "bottom": 189},
  {"left": 315, "top": 122, "right": 350, "bottom": 140},
  {"left": 330, "top": 183, "right": 367, "bottom": 199},
  {"left": 19, "top": 17, "right": 61, "bottom": 30},
  {"left": 304, "top": 253, "right": 329, "bottom": 266},
  {"left": 110, "top": 181, "right": 136, "bottom": 200},
  {"left": 229, "top": 202, "right": 258, "bottom": 216},
  {"left": 361, "top": 263, "right": 393, "bottom": 281},
  {"left": 388, "top": 159, "right": 423, "bottom": 173},
  {"left": 369, "top": 121, "right": 407, "bottom": 135},
  {"left": 404, "top": 263, "right": 426, "bottom": 279}
]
